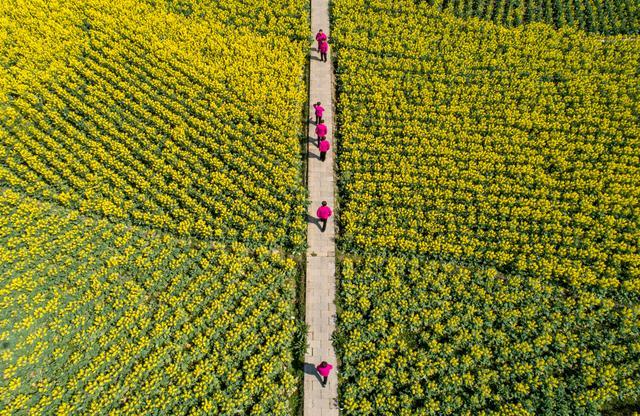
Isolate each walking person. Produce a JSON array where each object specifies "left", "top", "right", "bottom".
[
  {"left": 319, "top": 39, "right": 329, "bottom": 62},
  {"left": 316, "top": 201, "right": 332, "bottom": 232},
  {"left": 313, "top": 101, "right": 324, "bottom": 125},
  {"left": 316, "top": 361, "right": 333, "bottom": 387},
  {"left": 318, "top": 137, "right": 330, "bottom": 161},
  {"left": 315, "top": 29, "right": 327, "bottom": 51},
  {"left": 315, "top": 119, "right": 327, "bottom": 147}
]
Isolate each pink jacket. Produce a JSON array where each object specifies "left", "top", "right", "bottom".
[
  {"left": 314, "top": 104, "right": 324, "bottom": 118},
  {"left": 317, "top": 206, "right": 332, "bottom": 220},
  {"left": 319, "top": 41, "right": 329, "bottom": 53},
  {"left": 319, "top": 140, "right": 330, "bottom": 152},
  {"left": 316, "top": 32, "right": 327, "bottom": 43},
  {"left": 317, "top": 363, "right": 333, "bottom": 377},
  {"left": 316, "top": 123, "right": 327, "bottom": 137}
]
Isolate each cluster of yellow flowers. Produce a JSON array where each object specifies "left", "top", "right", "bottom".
[
  {"left": 0, "top": 189, "right": 300, "bottom": 415},
  {"left": 332, "top": 0, "right": 640, "bottom": 414},
  {"left": 141, "top": 0, "right": 308, "bottom": 40},
  {"left": 1, "top": 0, "right": 308, "bottom": 414},
  {"left": 336, "top": 255, "right": 640, "bottom": 415},
  {"left": 1, "top": 0, "right": 307, "bottom": 251},
  {"left": 424, "top": 0, "right": 640, "bottom": 34},
  {"left": 335, "top": 0, "right": 639, "bottom": 289}
]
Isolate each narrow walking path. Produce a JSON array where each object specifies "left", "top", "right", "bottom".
[{"left": 304, "top": 0, "right": 338, "bottom": 414}]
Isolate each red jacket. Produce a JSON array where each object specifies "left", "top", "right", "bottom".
[
  {"left": 316, "top": 123, "right": 327, "bottom": 137},
  {"left": 317, "top": 363, "right": 333, "bottom": 377},
  {"left": 319, "top": 140, "right": 331, "bottom": 152},
  {"left": 316, "top": 206, "right": 332, "bottom": 220}
]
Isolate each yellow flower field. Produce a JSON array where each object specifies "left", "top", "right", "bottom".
[
  {"left": 424, "top": 0, "right": 640, "bottom": 34},
  {"left": 0, "top": 0, "right": 308, "bottom": 414},
  {"left": 332, "top": 0, "right": 640, "bottom": 414},
  {"left": 0, "top": 189, "right": 301, "bottom": 415},
  {"left": 1, "top": 0, "right": 307, "bottom": 251}
]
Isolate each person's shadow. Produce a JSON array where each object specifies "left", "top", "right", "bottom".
[
  {"left": 307, "top": 214, "right": 322, "bottom": 231},
  {"left": 308, "top": 135, "right": 319, "bottom": 148},
  {"left": 303, "top": 362, "right": 323, "bottom": 384}
]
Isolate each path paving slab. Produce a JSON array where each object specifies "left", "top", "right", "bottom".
[{"left": 304, "top": 0, "right": 338, "bottom": 414}]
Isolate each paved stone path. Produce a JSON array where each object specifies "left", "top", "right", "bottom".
[{"left": 304, "top": 0, "right": 338, "bottom": 414}]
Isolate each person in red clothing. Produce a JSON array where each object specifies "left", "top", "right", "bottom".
[
  {"left": 315, "top": 29, "right": 327, "bottom": 51},
  {"left": 313, "top": 101, "right": 324, "bottom": 125},
  {"left": 315, "top": 119, "right": 327, "bottom": 147},
  {"left": 319, "top": 39, "right": 329, "bottom": 62},
  {"left": 316, "top": 201, "right": 332, "bottom": 232},
  {"left": 316, "top": 361, "right": 333, "bottom": 387},
  {"left": 318, "top": 137, "right": 330, "bottom": 161}
]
